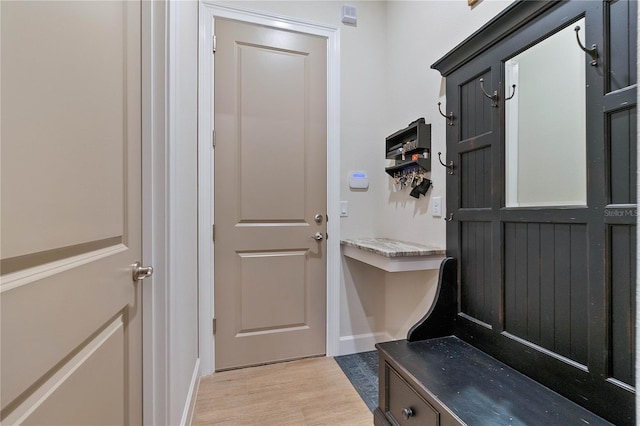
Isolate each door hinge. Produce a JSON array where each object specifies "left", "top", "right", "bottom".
[
  {"left": 212, "top": 224, "right": 215, "bottom": 242},
  {"left": 212, "top": 129, "right": 215, "bottom": 148},
  {"left": 212, "top": 318, "right": 216, "bottom": 334},
  {"left": 212, "top": 35, "right": 217, "bottom": 53}
]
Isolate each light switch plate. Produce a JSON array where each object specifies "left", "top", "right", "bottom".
[
  {"left": 340, "top": 201, "right": 349, "bottom": 217},
  {"left": 432, "top": 197, "right": 442, "bottom": 217}
]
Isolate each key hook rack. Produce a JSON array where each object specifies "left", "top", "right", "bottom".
[
  {"left": 574, "top": 26, "right": 598, "bottom": 66},
  {"left": 437, "top": 152, "right": 454, "bottom": 175},
  {"left": 479, "top": 78, "right": 499, "bottom": 108},
  {"left": 437, "top": 102, "right": 455, "bottom": 126}
]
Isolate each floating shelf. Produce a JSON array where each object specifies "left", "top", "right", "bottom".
[
  {"left": 385, "top": 121, "right": 431, "bottom": 173},
  {"left": 385, "top": 158, "right": 431, "bottom": 177}
]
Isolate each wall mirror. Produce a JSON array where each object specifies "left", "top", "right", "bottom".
[{"left": 504, "top": 18, "right": 587, "bottom": 207}]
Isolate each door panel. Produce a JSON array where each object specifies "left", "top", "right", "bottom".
[
  {"left": 1, "top": 1, "right": 142, "bottom": 423},
  {"left": 18, "top": 318, "right": 126, "bottom": 426},
  {"left": 460, "top": 71, "right": 493, "bottom": 140},
  {"left": 215, "top": 18, "right": 327, "bottom": 370},
  {"left": 460, "top": 147, "right": 492, "bottom": 209},
  {"left": 460, "top": 221, "right": 492, "bottom": 325},
  {"left": 237, "top": 43, "right": 307, "bottom": 222},
  {"left": 503, "top": 223, "right": 588, "bottom": 365},
  {"left": 607, "top": 0, "right": 637, "bottom": 92},
  {"left": 610, "top": 225, "right": 636, "bottom": 386},
  {"left": 1, "top": 1, "right": 127, "bottom": 260},
  {"left": 238, "top": 250, "right": 307, "bottom": 332},
  {"left": 609, "top": 107, "right": 637, "bottom": 204}
]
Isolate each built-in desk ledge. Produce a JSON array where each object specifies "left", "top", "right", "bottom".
[{"left": 340, "top": 238, "right": 446, "bottom": 272}]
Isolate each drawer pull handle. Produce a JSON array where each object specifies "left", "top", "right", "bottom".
[{"left": 402, "top": 407, "right": 415, "bottom": 419}]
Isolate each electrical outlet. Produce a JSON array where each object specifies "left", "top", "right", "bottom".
[{"left": 432, "top": 197, "right": 442, "bottom": 217}]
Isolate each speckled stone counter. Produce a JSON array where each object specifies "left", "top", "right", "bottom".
[
  {"left": 341, "top": 238, "right": 445, "bottom": 258},
  {"left": 340, "top": 238, "right": 445, "bottom": 272}
]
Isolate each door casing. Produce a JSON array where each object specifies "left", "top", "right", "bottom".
[
  {"left": 142, "top": 1, "right": 168, "bottom": 424},
  {"left": 198, "top": 1, "right": 341, "bottom": 375}
]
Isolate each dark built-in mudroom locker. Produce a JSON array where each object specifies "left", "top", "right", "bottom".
[{"left": 375, "top": 1, "right": 637, "bottom": 425}]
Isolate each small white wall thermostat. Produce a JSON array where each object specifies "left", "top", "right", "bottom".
[
  {"left": 341, "top": 4, "right": 357, "bottom": 25},
  {"left": 349, "top": 171, "right": 368, "bottom": 189}
]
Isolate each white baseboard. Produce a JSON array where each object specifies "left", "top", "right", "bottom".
[
  {"left": 337, "top": 332, "right": 393, "bottom": 356},
  {"left": 181, "top": 358, "right": 200, "bottom": 426}
]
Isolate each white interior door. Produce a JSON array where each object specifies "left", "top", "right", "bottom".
[{"left": 1, "top": 1, "right": 143, "bottom": 424}]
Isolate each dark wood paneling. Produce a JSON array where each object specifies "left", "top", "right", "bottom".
[
  {"left": 610, "top": 107, "right": 637, "bottom": 204},
  {"left": 460, "top": 147, "right": 491, "bottom": 208},
  {"left": 553, "top": 225, "right": 572, "bottom": 358},
  {"left": 610, "top": 225, "right": 636, "bottom": 386},
  {"left": 460, "top": 72, "right": 491, "bottom": 141},
  {"left": 526, "top": 224, "right": 541, "bottom": 343},
  {"left": 570, "top": 224, "right": 589, "bottom": 363},
  {"left": 504, "top": 223, "right": 588, "bottom": 365},
  {"left": 461, "top": 222, "right": 491, "bottom": 325},
  {"left": 504, "top": 223, "right": 527, "bottom": 338},
  {"left": 608, "top": 0, "right": 637, "bottom": 92},
  {"left": 539, "top": 224, "right": 556, "bottom": 351}
]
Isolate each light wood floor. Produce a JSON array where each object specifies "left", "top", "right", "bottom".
[{"left": 192, "top": 356, "right": 373, "bottom": 425}]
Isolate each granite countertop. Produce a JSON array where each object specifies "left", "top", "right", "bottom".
[{"left": 340, "top": 237, "right": 445, "bottom": 258}]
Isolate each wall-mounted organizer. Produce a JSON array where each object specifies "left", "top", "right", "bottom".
[{"left": 385, "top": 118, "right": 431, "bottom": 176}]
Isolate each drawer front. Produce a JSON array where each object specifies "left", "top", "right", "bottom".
[{"left": 385, "top": 363, "right": 440, "bottom": 426}]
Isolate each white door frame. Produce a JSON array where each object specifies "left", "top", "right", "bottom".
[
  {"left": 142, "top": 1, "right": 170, "bottom": 424},
  {"left": 198, "top": 1, "right": 341, "bottom": 375}
]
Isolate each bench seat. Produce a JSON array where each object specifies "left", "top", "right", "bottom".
[{"left": 374, "top": 337, "right": 612, "bottom": 426}]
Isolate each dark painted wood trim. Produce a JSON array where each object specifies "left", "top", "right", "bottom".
[
  {"left": 372, "top": 408, "right": 387, "bottom": 426},
  {"left": 603, "top": 85, "right": 637, "bottom": 112},
  {"left": 431, "top": 0, "right": 560, "bottom": 76},
  {"left": 407, "top": 258, "right": 457, "bottom": 341}
]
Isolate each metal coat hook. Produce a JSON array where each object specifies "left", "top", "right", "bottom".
[
  {"left": 437, "top": 102, "right": 455, "bottom": 126},
  {"left": 479, "top": 78, "right": 499, "bottom": 108},
  {"left": 437, "top": 152, "right": 454, "bottom": 175},
  {"left": 444, "top": 213, "right": 454, "bottom": 222},
  {"left": 574, "top": 26, "right": 598, "bottom": 66},
  {"left": 505, "top": 84, "right": 517, "bottom": 101}
]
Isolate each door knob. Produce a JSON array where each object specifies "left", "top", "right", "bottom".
[
  {"left": 132, "top": 261, "right": 154, "bottom": 282},
  {"left": 310, "top": 232, "right": 324, "bottom": 241}
]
